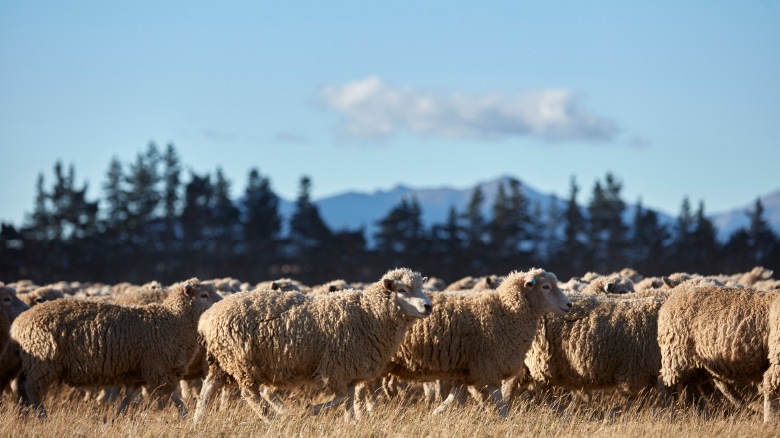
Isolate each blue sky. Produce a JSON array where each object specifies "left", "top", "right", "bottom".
[{"left": 1, "top": 1, "right": 778, "bottom": 226}]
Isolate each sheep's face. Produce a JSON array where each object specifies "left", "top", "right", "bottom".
[
  {"left": 0, "top": 287, "right": 30, "bottom": 322},
  {"left": 604, "top": 278, "right": 634, "bottom": 294},
  {"left": 383, "top": 278, "right": 433, "bottom": 318},
  {"left": 523, "top": 274, "right": 571, "bottom": 315},
  {"left": 183, "top": 281, "right": 223, "bottom": 309}
]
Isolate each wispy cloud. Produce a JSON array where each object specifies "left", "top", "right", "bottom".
[
  {"left": 202, "top": 129, "right": 237, "bottom": 143},
  {"left": 275, "top": 131, "right": 310, "bottom": 144},
  {"left": 320, "top": 76, "right": 618, "bottom": 142}
]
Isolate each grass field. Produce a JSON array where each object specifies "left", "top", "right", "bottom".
[{"left": 1, "top": 388, "right": 778, "bottom": 438}]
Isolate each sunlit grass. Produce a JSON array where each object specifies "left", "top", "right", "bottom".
[{"left": 1, "top": 387, "right": 778, "bottom": 437}]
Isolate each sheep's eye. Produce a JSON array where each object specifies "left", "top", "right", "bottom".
[
  {"left": 2, "top": 297, "right": 10, "bottom": 302},
  {"left": 199, "top": 293, "right": 209, "bottom": 299},
  {"left": 542, "top": 284, "right": 551, "bottom": 290}
]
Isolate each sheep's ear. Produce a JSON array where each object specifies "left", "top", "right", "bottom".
[
  {"left": 486, "top": 277, "right": 494, "bottom": 288},
  {"left": 524, "top": 278, "right": 537, "bottom": 288},
  {"left": 662, "top": 277, "right": 673, "bottom": 288},
  {"left": 34, "top": 296, "right": 46, "bottom": 303},
  {"left": 328, "top": 285, "right": 338, "bottom": 292},
  {"left": 382, "top": 278, "right": 395, "bottom": 293},
  {"left": 271, "top": 282, "right": 281, "bottom": 290},
  {"left": 422, "top": 276, "right": 428, "bottom": 283},
  {"left": 605, "top": 282, "right": 615, "bottom": 293},
  {"left": 184, "top": 283, "right": 194, "bottom": 296}
]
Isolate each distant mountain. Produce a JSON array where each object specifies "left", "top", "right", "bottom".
[
  {"left": 277, "top": 176, "right": 779, "bottom": 244},
  {"left": 711, "top": 189, "right": 780, "bottom": 241}
]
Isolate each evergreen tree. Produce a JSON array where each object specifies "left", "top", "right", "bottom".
[
  {"left": 125, "top": 142, "right": 162, "bottom": 231},
  {"left": 243, "top": 168, "right": 281, "bottom": 244},
  {"left": 211, "top": 168, "right": 241, "bottom": 254},
  {"left": 689, "top": 201, "right": 720, "bottom": 273},
  {"left": 102, "top": 157, "right": 127, "bottom": 232},
  {"left": 289, "top": 175, "right": 332, "bottom": 253},
  {"left": 630, "top": 199, "right": 670, "bottom": 275},
  {"left": 180, "top": 171, "right": 213, "bottom": 243},
  {"left": 375, "top": 197, "right": 425, "bottom": 256},
  {"left": 557, "top": 176, "right": 587, "bottom": 277},
  {"left": 670, "top": 196, "right": 696, "bottom": 271},
  {"left": 747, "top": 198, "right": 778, "bottom": 266},
  {"left": 162, "top": 143, "right": 182, "bottom": 220},
  {"left": 462, "top": 186, "right": 488, "bottom": 273}
]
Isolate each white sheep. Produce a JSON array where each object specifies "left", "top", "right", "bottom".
[
  {"left": 658, "top": 284, "right": 779, "bottom": 410},
  {"left": 386, "top": 268, "right": 572, "bottom": 417},
  {"left": 192, "top": 267, "right": 433, "bottom": 424},
  {"left": 0, "top": 278, "right": 221, "bottom": 418},
  {"left": 581, "top": 274, "right": 635, "bottom": 295},
  {"left": 523, "top": 292, "right": 664, "bottom": 413}
]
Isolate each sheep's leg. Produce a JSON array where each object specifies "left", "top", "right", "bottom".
[
  {"left": 192, "top": 371, "right": 227, "bottom": 426},
  {"left": 259, "top": 386, "right": 286, "bottom": 415},
  {"left": 169, "top": 385, "right": 188, "bottom": 418},
  {"left": 354, "top": 381, "right": 376, "bottom": 415},
  {"left": 423, "top": 382, "right": 436, "bottom": 405},
  {"left": 432, "top": 384, "right": 465, "bottom": 415},
  {"left": 487, "top": 385, "right": 509, "bottom": 418},
  {"left": 114, "top": 386, "right": 139, "bottom": 418},
  {"left": 307, "top": 394, "right": 348, "bottom": 415},
  {"left": 240, "top": 385, "right": 272, "bottom": 423},
  {"left": 765, "top": 389, "right": 780, "bottom": 424}
]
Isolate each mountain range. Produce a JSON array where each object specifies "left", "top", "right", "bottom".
[{"left": 277, "top": 175, "right": 780, "bottom": 243}]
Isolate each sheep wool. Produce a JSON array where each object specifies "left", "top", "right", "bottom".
[
  {"left": 193, "top": 267, "right": 433, "bottom": 423},
  {"left": 658, "top": 285, "right": 779, "bottom": 390},
  {"left": 5, "top": 278, "right": 221, "bottom": 418},
  {"left": 387, "top": 268, "right": 572, "bottom": 416}
]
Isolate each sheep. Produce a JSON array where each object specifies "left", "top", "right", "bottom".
[
  {"left": 0, "top": 278, "right": 222, "bottom": 418},
  {"left": 581, "top": 275, "right": 635, "bottom": 295},
  {"left": 735, "top": 266, "right": 774, "bottom": 287},
  {"left": 619, "top": 267, "right": 643, "bottom": 284},
  {"left": 386, "top": 268, "right": 572, "bottom": 417},
  {"left": 763, "top": 296, "right": 780, "bottom": 423},
  {"left": 18, "top": 285, "right": 65, "bottom": 307},
  {"left": 423, "top": 277, "right": 447, "bottom": 292},
  {"left": 658, "top": 285, "right": 779, "bottom": 410},
  {"left": 254, "top": 277, "right": 303, "bottom": 292},
  {"left": 523, "top": 292, "right": 664, "bottom": 413},
  {"left": 307, "top": 279, "right": 351, "bottom": 296},
  {"left": 0, "top": 283, "right": 30, "bottom": 359},
  {"left": 442, "top": 275, "right": 501, "bottom": 292},
  {"left": 635, "top": 277, "right": 665, "bottom": 292},
  {"left": 192, "top": 267, "right": 433, "bottom": 424}
]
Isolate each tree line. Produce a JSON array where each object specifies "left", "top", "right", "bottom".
[{"left": 1, "top": 142, "right": 777, "bottom": 286}]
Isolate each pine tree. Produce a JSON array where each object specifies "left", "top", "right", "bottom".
[
  {"left": 558, "top": 176, "right": 587, "bottom": 277},
  {"left": 462, "top": 186, "right": 488, "bottom": 272},
  {"left": 125, "top": 142, "right": 162, "bottom": 231},
  {"left": 670, "top": 196, "right": 696, "bottom": 271},
  {"left": 747, "top": 198, "right": 778, "bottom": 267},
  {"left": 102, "top": 157, "right": 127, "bottom": 232},
  {"left": 162, "top": 143, "right": 182, "bottom": 220},
  {"left": 689, "top": 201, "right": 720, "bottom": 273},
  {"left": 289, "top": 176, "right": 332, "bottom": 253},
  {"left": 243, "top": 168, "right": 281, "bottom": 245}
]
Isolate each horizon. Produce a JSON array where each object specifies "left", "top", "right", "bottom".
[{"left": 2, "top": 1, "right": 779, "bottom": 226}]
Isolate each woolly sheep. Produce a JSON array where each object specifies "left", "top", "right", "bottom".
[
  {"left": 0, "top": 283, "right": 29, "bottom": 359},
  {"left": 764, "top": 296, "right": 780, "bottom": 423},
  {"left": 0, "top": 278, "right": 222, "bottom": 418},
  {"left": 192, "top": 267, "right": 433, "bottom": 423},
  {"left": 18, "top": 285, "right": 65, "bottom": 307},
  {"left": 254, "top": 278, "right": 303, "bottom": 292},
  {"left": 524, "top": 293, "right": 664, "bottom": 402},
  {"left": 442, "top": 275, "right": 501, "bottom": 292},
  {"left": 581, "top": 275, "right": 635, "bottom": 295},
  {"left": 307, "top": 279, "right": 351, "bottom": 296},
  {"left": 658, "top": 285, "right": 779, "bottom": 407},
  {"left": 386, "top": 268, "right": 572, "bottom": 417},
  {"left": 423, "top": 277, "right": 447, "bottom": 292},
  {"left": 736, "top": 266, "right": 774, "bottom": 287},
  {"left": 635, "top": 277, "right": 665, "bottom": 292}
]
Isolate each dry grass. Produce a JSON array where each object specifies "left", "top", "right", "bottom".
[{"left": 1, "top": 387, "right": 778, "bottom": 438}]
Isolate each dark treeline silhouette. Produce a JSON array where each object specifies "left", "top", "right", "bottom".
[{"left": 1, "top": 142, "right": 778, "bottom": 286}]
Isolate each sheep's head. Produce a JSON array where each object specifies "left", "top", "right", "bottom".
[
  {"left": 381, "top": 268, "right": 432, "bottom": 318},
  {"left": 508, "top": 269, "right": 571, "bottom": 315},
  {"left": 0, "top": 283, "right": 30, "bottom": 322},
  {"left": 603, "top": 276, "right": 635, "bottom": 294},
  {"left": 180, "top": 278, "right": 223, "bottom": 309}
]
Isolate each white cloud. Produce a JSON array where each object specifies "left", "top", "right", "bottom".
[{"left": 320, "top": 76, "right": 618, "bottom": 142}]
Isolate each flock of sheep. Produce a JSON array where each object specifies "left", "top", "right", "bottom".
[{"left": 0, "top": 265, "right": 779, "bottom": 425}]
